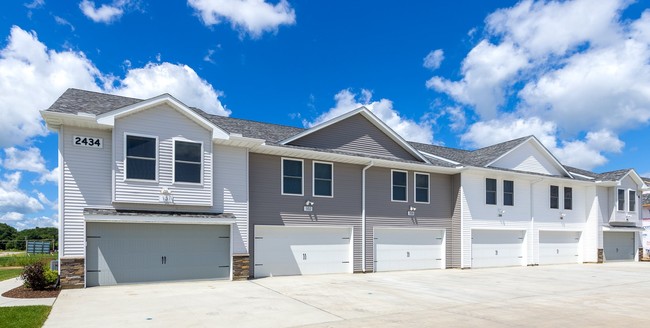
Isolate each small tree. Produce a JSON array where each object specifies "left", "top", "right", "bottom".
[{"left": 21, "top": 261, "right": 58, "bottom": 290}]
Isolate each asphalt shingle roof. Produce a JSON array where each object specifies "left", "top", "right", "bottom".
[
  {"left": 410, "top": 136, "right": 531, "bottom": 167},
  {"left": 48, "top": 88, "right": 141, "bottom": 115}
]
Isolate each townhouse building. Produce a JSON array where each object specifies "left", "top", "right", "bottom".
[{"left": 41, "top": 89, "right": 647, "bottom": 288}]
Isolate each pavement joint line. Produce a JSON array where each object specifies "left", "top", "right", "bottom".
[{"left": 248, "top": 280, "right": 346, "bottom": 322}]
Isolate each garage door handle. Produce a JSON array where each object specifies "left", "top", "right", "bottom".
[
  {"left": 303, "top": 253, "right": 307, "bottom": 260},
  {"left": 495, "top": 250, "right": 498, "bottom": 255},
  {"left": 556, "top": 249, "right": 560, "bottom": 254}
]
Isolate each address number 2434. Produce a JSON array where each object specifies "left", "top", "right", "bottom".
[{"left": 73, "top": 136, "right": 103, "bottom": 148}]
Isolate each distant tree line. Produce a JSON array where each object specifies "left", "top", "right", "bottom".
[{"left": 0, "top": 223, "right": 58, "bottom": 251}]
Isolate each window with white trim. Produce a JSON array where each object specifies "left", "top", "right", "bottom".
[
  {"left": 503, "top": 180, "right": 514, "bottom": 206},
  {"left": 282, "top": 159, "right": 303, "bottom": 195},
  {"left": 629, "top": 190, "right": 636, "bottom": 212},
  {"left": 174, "top": 140, "right": 202, "bottom": 183},
  {"left": 415, "top": 173, "right": 429, "bottom": 203},
  {"left": 313, "top": 162, "right": 333, "bottom": 197},
  {"left": 564, "top": 187, "right": 572, "bottom": 210},
  {"left": 125, "top": 135, "right": 156, "bottom": 180},
  {"left": 392, "top": 170, "right": 407, "bottom": 202},
  {"left": 486, "top": 178, "right": 497, "bottom": 205},
  {"left": 618, "top": 189, "right": 625, "bottom": 211},
  {"left": 550, "top": 185, "right": 559, "bottom": 209}
]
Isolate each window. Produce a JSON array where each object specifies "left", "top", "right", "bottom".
[
  {"left": 125, "top": 135, "right": 156, "bottom": 180},
  {"left": 503, "top": 180, "right": 514, "bottom": 206},
  {"left": 564, "top": 187, "right": 572, "bottom": 210},
  {"left": 550, "top": 185, "right": 559, "bottom": 209},
  {"left": 415, "top": 173, "right": 429, "bottom": 203},
  {"left": 629, "top": 190, "right": 636, "bottom": 212},
  {"left": 282, "top": 159, "right": 303, "bottom": 195},
  {"left": 174, "top": 141, "right": 202, "bottom": 183},
  {"left": 486, "top": 178, "right": 497, "bottom": 205},
  {"left": 392, "top": 170, "right": 407, "bottom": 202},
  {"left": 618, "top": 189, "right": 625, "bottom": 211},
  {"left": 313, "top": 162, "right": 333, "bottom": 197}
]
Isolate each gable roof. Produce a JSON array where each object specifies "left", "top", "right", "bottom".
[{"left": 279, "top": 107, "right": 430, "bottom": 163}]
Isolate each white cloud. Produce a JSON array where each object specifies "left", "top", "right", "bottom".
[
  {"left": 0, "top": 172, "right": 43, "bottom": 214},
  {"left": 110, "top": 62, "right": 230, "bottom": 115},
  {"left": 13, "top": 215, "right": 58, "bottom": 230},
  {"left": 188, "top": 0, "right": 296, "bottom": 38},
  {"left": 0, "top": 212, "right": 24, "bottom": 221},
  {"left": 79, "top": 0, "right": 125, "bottom": 24},
  {"left": 428, "top": 0, "right": 650, "bottom": 170},
  {"left": 2, "top": 147, "right": 47, "bottom": 173},
  {"left": 0, "top": 26, "right": 228, "bottom": 148},
  {"left": 37, "top": 167, "right": 59, "bottom": 185},
  {"left": 423, "top": 49, "right": 444, "bottom": 70},
  {"left": 305, "top": 89, "right": 434, "bottom": 144},
  {"left": 461, "top": 117, "right": 623, "bottom": 170},
  {"left": 444, "top": 106, "right": 467, "bottom": 132},
  {"left": 24, "top": 0, "right": 44, "bottom": 9},
  {"left": 54, "top": 16, "right": 75, "bottom": 31}
]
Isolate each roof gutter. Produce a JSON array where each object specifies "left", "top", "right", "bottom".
[{"left": 361, "top": 160, "right": 374, "bottom": 273}]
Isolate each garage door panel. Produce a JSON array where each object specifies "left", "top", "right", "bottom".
[
  {"left": 86, "top": 223, "right": 231, "bottom": 287},
  {"left": 604, "top": 232, "right": 635, "bottom": 261},
  {"left": 539, "top": 231, "right": 580, "bottom": 265},
  {"left": 472, "top": 230, "right": 525, "bottom": 268},
  {"left": 254, "top": 226, "right": 352, "bottom": 278},
  {"left": 374, "top": 228, "right": 444, "bottom": 272}
]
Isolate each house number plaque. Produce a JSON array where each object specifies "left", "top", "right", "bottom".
[{"left": 73, "top": 135, "right": 103, "bottom": 148}]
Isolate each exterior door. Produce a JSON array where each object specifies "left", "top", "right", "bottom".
[
  {"left": 471, "top": 230, "right": 525, "bottom": 268},
  {"left": 86, "top": 223, "right": 231, "bottom": 287},
  {"left": 603, "top": 232, "right": 635, "bottom": 261},
  {"left": 539, "top": 231, "right": 580, "bottom": 265},
  {"left": 254, "top": 226, "right": 352, "bottom": 278},
  {"left": 374, "top": 228, "right": 444, "bottom": 272}
]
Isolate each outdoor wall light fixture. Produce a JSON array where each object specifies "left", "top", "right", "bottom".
[
  {"left": 407, "top": 206, "right": 417, "bottom": 217},
  {"left": 498, "top": 209, "right": 506, "bottom": 217},
  {"left": 304, "top": 200, "right": 314, "bottom": 212},
  {"left": 560, "top": 212, "right": 566, "bottom": 220}
]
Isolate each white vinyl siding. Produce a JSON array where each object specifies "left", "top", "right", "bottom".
[
  {"left": 114, "top": 104, "right": 213, "bottom": 206},
  {"left": 391, "top": 170, "right": 407, "bottom": 202},
  {"left": 490, "top": 141, "right": 565, "bottom": 176},
  {"left": 281, "top": 158, "right": 303, "bottom": 196}
]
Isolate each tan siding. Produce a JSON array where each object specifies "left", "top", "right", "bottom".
[
  {"left": 62, "top": 126, "right": 112, "bottom": 257},
  {"left": 113, "top": 105, "right": 213, "bottom": 206},
  {"left": 288, "top": 114, "right": 419, "bottom": 161}
]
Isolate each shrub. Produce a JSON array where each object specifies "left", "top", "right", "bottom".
[{"left": 21, "top": 262, "right": 57, "bottom": 290}]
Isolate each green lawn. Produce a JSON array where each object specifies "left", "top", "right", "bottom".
[
  {"left": 0, "top": 306, "right": 51, "bottom": 328},
  {"left": 0, "top": 254, "right": 57, "bottom": 268},
  {"left": 0, "top": 267, "right": 22, "bottom": 281}
]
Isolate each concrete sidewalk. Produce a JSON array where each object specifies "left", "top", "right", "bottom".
[{"left": 0, "top": 277, "right": 57, "bottom": 307}]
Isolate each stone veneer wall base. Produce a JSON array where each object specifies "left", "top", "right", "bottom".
[
  {"left": 60, "top": 257, "right": 85, "bottom": 289},
  {"left": 597, "top": 249, "right": 604, "bottom": 263},
  {"left": 232, "top": 254, "right": 250, "bottom": 280}
]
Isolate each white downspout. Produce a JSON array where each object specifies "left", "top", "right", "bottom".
[{"left": 362, "top": 161, "right": 374, "bottom": 273}]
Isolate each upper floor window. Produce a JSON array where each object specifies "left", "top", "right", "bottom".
[
  {"left": 550, "top": 185, "right": 559, "bottom": 209},
  {"left": 313, "top": 162, "right": 333, "bottom": 197},
  {"left": 282, "top": 158, "right": 303, "bottom": 195},
  {"left": 174, "top": 141, "right": 202, "bottom": 183},
  {"left": 125, "top": 135, "right": 156, "bottom": 181},
  {"left": 392, "top": 170, "right": 407, "bottom": 202},
  {"left": 415, "top": 173, "right": 429, "bottom": 203},
  {"left": 629, "top": 190, "right": 636, "bottom": 212},
  {"left": 486, "top": 178, "right": 497, "bottom": 205},
  {"left": 564, "top": 187, "right": 573, "bottom": 210},
  {"left": 503, "top": 180, "right": 514, "bottom": 206},
  {"left": 617, "top": 189, "right": 625, "bottom": 211}
]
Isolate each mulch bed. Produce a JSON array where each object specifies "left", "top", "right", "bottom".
[{"left": 2, "top": 285, "right": 60, "bottom": 299}]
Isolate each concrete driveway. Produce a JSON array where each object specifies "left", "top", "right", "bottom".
[{"left": 45, "top": 262, "right": 650, "bottom": 327}]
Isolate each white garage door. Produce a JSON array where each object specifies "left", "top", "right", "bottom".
[
  {"left": 604, "top": 232, "right": 635, "bottom": 261},
  {"left": 254, "top": 226, "right": 352, "bottom": 278},
  {"left": 472, "top": 230, "right": 525, "bottom": 268},
  {"left": 86, "top": 223, "right": 231, "bottom": 287},
  {"left": 539, "top": 231, "right": 580, "bottom": 265},
  {"left": 374, "top": 228, "right": 444, "bottom": 272}
]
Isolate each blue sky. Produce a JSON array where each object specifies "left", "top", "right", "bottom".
[{"left": 1, "top": 0, "right": 649, "bottom": 230}]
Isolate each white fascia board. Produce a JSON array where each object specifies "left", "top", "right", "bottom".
[
  {"left": 485, "top": 136, "right": 574, "bottom": 179},
  {"left": 96, "top": 94, "right": 229, "bottom": 140},
  {"left": 252, "top": 144, "right": 460, "bottom": 174},
  {"left": 41, "top": 110, "right": 109, "bottom": 130},
  {"left": 568, "top": 172, "right": 595, "bottom": 180},
  {"left": 85, "top": 214, "right": 236, "bottom": 225},
  {"left": 460, "top": 166, "right": 594, "bottom": 186},
  {"left": 215, "top": 135, "right": 266, "bottom": 148},
  {"left": 418, "top": 151, "right": 460, "bottom": 165},
  {"left": 621, "top": 169, "right": 646, "bottom": 189},
  {"left": 278, "top": 107, "right": 430, "bottom": 164}
]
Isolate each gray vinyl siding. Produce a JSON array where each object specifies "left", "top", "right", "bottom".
[
  {"left": 288, "top": 114, "right": 419, "bottom": 161},
  {"left": 451, "top": 174, "right": 462, "bottom": 268},
  {"left": 62, "top": 126, "right": 113, "bottom": 257},
  {"left": 114, "top": 105, "right": 213, "bottom": 206},
  {"left": 249, "top": 153, "right": 363, "bottom": 272},
  {"left": 365, "top": 167, "right": 454, "bottom": 271}
]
